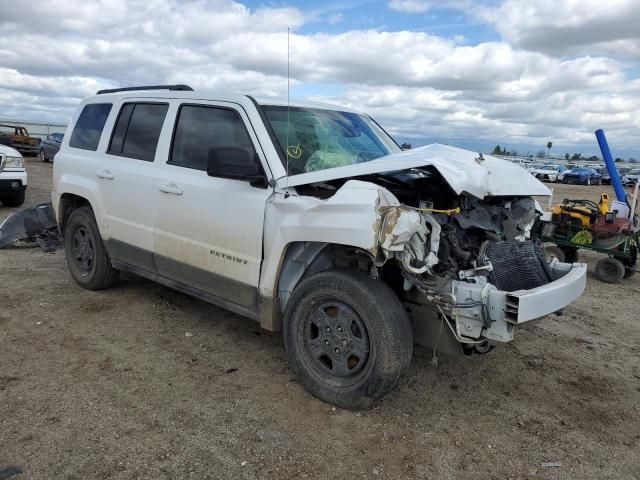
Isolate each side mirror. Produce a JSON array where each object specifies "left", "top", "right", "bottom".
[{"left": 207, "top": 147, "right": 268, "bottom": 188}]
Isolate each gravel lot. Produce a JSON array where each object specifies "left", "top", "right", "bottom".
[{"left": 1, "top": 158, "right": 639, "bottom": 479}]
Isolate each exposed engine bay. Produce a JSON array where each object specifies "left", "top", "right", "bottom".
[{"left": 295, "top": 166, "right": 565, "bottom": 355}]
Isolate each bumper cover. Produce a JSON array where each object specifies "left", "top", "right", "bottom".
[
  {"left": 0, "top": 171, "right": 28, "bottom": 192},
  {"left": 488, "top": 261, "right": 587, "bottom": 325}
]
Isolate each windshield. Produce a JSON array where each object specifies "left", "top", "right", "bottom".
[
  {"left": 262, "top": 106, "right": 401, "bottom": 175},
  {"left": 52, "top": 133, "right": 64, "bottom": 142},
  {"left": 572, "top": 168, "right": 592, "bottom": 174},
  {"left": 629, "top": 169, "right": 640, "bottom": 175},
  {"left": 541, "top": 165, "right": 559, "bottom": 170}
]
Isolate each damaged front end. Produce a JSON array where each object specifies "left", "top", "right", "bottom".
[{"left": 375, "top": 189, "right": 586, "bottom": 356}]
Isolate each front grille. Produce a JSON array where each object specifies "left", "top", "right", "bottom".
[{"left": 484, "top": 241, "right": 552, "bottom": 292}]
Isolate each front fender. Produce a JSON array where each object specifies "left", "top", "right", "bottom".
[{"left": 259, "top": 180, "right": 398, "bottom": 299}]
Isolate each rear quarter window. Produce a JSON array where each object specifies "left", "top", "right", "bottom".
[{"left": 69, "top": 103, "right": 113, "bottom": 151}]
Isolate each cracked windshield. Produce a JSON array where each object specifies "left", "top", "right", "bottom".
[{"left": 262, "top": 106, "right": 401, "bottom": 174}]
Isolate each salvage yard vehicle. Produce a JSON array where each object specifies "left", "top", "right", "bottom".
[
  {"left": 563, "top": 167, "right": 602, "bottom": 185},
  {"left": 532, "top": 164, "right": 567, "bottom": 183},
  {"left": 38, "top": 132, "right": 64, "bottom": 162},
  {"left": 0, "top": 144, "right": 27, "bottom": 207},
  {"left": 622, "top": 168, "right": 640, "bottom": 186},
  {"left": 52, "top": 85, "right": 587, "bottom": 408},
  {"left": 0, "top": 124, "right": 39, "bottom": 156}
]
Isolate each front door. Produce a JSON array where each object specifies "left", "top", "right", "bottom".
[{"left": 152, "top": 101, "right": 272, "bottom": 310}]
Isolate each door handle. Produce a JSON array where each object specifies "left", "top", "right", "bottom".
[
  {"left": 96, "top": 170, "right": 114, "bottom": 180},
  {"left": 158, "top": 183, "right": 183, "bottom": 195}
]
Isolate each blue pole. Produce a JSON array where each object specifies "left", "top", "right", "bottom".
[{"left": 595, "top": 129, "right": 626, "bottom": 202}]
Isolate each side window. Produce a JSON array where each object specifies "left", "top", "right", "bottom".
[
  {"left": 169, "top": 105, "right": 255, "bottom": 171},
  {"left": 108, "top": 103, "right": 168, "bottom": 161},
  {"left": 69, "top": 103, "right": 112, "bottom": 151}
]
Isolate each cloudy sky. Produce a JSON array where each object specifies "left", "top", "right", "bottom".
[{"left": 1, "top": 0, "right": 639, "bottom": 157}]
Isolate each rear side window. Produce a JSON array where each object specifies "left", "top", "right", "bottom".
[
  {"left": 108, "top": 103, "right": 168, "bottom": 161},
  {"left": 69, "top": 103, "right": 112, "bottom": 151},
  {"left": 169, "top": 105, "right": 254, "bottom": 171}
]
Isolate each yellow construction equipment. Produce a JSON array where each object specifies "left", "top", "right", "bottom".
[{"left": 550, "top": 194, "right": 609, "bottom": 227}]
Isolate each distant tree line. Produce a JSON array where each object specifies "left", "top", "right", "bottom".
[{"left": 490, "top": 144, "right": 638, "bottom": 163}]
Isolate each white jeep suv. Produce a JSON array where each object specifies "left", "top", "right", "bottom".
[
  {"left": 52, "top": 85, "right": 587, "bottom": 408},
  {"left": 0, "top": 144, "right": 27, "bottom": 207}
]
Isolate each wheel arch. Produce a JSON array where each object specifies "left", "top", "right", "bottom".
[
  {"left": 275, "top": 241, "right": 377, "bottom": 313},
  {"left": 57, "top": 192, "right": 96, "bottom": 235}
]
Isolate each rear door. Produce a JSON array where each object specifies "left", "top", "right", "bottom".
[
  {"left": 97, "top": 100, "right": 170, "bottom": 271},
  {"left": 152, "top": 101, "right": 272, "bottom": 309}
]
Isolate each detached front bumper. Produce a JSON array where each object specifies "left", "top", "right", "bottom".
[
  {"left": 409, "top": 261, "right": 588, "bottom": 354},
  {"left": 489, "top": 261, "right": 587, "bottom": 324},
  {"left": 482, "top": 261, "right": 587, "bottom": 342}
]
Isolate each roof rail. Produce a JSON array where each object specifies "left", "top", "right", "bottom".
[{"left": 96, "top": 84, "right": 194, "bottom": 95}]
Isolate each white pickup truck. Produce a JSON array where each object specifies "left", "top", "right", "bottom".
[
  {"left": 52, "top": 85, "right": 587, "bottom": 408},
  {"left": 0, "top": 144, "right": 27, "bottom": 207}
]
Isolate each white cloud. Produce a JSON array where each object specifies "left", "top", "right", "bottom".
[
  {"left": 0, "top": 0, "right": 638, "bottom": 155},
  {"left": 475, "top": 0, "right": 640, "bottom": 58},
  {"left": 388, "top": 0, "right": 432, "bottom": 13}
]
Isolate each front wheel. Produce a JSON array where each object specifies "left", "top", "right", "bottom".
[
  {"left": 64, "top": 206, "right": 118, "bottom": 290},
  {"left": 586, "top": 177, "right": 591, "bottom": 186},
  {"left": 39, "top": 149, "right": 48, "bottom": 162},
  {"left": 283, "top": 269, "right": 412, "bottom": 409}
]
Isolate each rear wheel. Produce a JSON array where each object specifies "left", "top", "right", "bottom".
[
  {"left": 63, "top": 206, "right": 118, "bottom": 290},
  {"left": 1, "top": 191, "right": 25, "bottom": 207},
  {"left": 595, "top": 257, "right": 625, "bottom": 284},
  {"left": 283, "top": 269, "right": 412, "bottom": 409}
]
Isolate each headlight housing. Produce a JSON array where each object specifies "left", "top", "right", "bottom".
[{"left": 1, "top": 156, "right": 24, "bottom": 169}]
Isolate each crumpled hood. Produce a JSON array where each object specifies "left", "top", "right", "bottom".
[
  {"left": 277, "top": 143, "right": 551, "bottom": 199},
  {"left": 0, "top": 144, "right": 22, "bottom": 158}
]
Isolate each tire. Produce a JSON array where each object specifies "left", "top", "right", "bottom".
[
  {"left": 1, "top": 191, "right": 25, "bottom": 207},
  {"left": 586, "top": 177, "right": 591, "bottom": 186},
  {"left": 39, "top": 149, "right": 48, "bottom": 162},
  {"left": 63, "top": 206, "right": 118, "bottom": 290},
  {"left": 595, "top": 257, "right": 625, "bottom": 284},
  {"left": 545, "top": 245, "right": 565, "bottom": 263},
  {"left": 283, "top": 269, "right": 412, "bottom": 409},
  {"left": 597, "top": 178, "right": 602, "bottom": 186}
]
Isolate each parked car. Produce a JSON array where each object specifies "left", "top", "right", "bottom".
[
  {"left": 562, "top": 167, "right": 602, "bottom": 185},
  {"left": 38, "top": 132, "right": 64, "bottom": 162},
  {"left": 0, "top": 144, "right": 27, "bottom": 206},
  {"left": 52, "top": 85, "right": 587, "bottom": 408},
  {"left": 622, "top": 168, "right": 640, "bottom": 186},
  {"left": 524, "top": 162, "right": 542, "bottom": 173},
  {"left": 532, "top": 164, "right": 567, "bottom": 182},
  {"left": 0, "top": 124, "right": 39, "bottom": 156}
]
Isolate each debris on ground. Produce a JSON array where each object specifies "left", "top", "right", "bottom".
[
  {"left": 0, "top": 202, "right": 61, "bottom": 252},
  {"left": 0, "top": 466, "right": 23, "bottom": 480}
]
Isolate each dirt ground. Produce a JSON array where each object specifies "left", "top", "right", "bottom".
[{"left": 1, "top": 158, "right": 639, "bottom": 480}]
